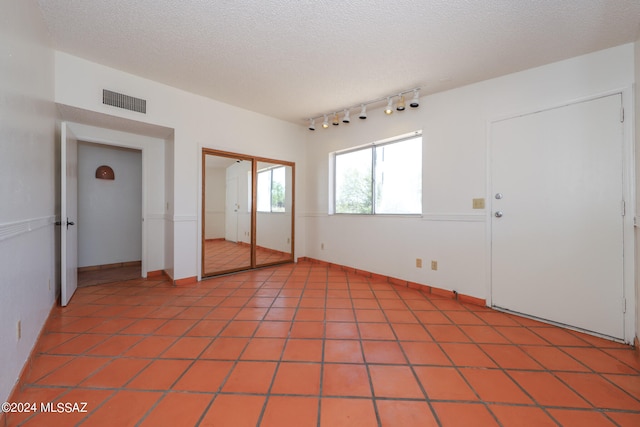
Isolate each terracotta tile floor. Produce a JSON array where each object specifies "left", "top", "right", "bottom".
[
  {"left": 3, "top": 261, "right": 640, "bottom": 426},
  {"left": 203, "top": 240, "right": 291, "bottom": 274}
]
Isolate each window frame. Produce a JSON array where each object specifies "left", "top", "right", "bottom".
[
  {"left": 256, "top": 165, "right": 287, "bottom": 213},
  {"left": 331, "top": 131, "right": 423, "bottom": 216}
]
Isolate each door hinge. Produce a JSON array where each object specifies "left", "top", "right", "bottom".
[
  {"left": 620, "top": 107, "right": 625, "bottom": 123},
  {"left": 622, "top": 298, "right": 626, "bottom": 313},
  {"left": 621, "top": 200, "right": 626, "bottom": 216}
]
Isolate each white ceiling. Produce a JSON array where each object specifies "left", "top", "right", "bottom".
[{"left": 37, "top": 1, "right": 640, "bottom": 125}]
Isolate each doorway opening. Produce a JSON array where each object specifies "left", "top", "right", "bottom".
[
  {"left": 58, "top": 111, "right": 173, "bottom": 306},
  {"left": 77, "top": 141, "right": 142, "bottom": 286}
]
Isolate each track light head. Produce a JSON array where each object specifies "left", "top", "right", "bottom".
[
  {"left": 359, "top": 104, "right": 367, "bottom": 119},
  {"left": 410, "top": 89, "right": 420, "bottom": 108},
  {"left": 307, "top": 88, "right": 418, "bottom": 129},
  {"left": 384, "top": 98, "right": 393, "bottom": 115}
]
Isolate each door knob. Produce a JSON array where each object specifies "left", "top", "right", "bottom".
[
  {"left": 495, "top": 193, "right": 503, "bottom": 199},
  {"left": 494, "top": 211, "right": 503, "bottom": 218}
]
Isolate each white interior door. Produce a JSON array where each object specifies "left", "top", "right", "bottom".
[
  {"left": 491, "top": 94, "right": 624, "bottom": 339},
  {"left": 225, "top": 176, "right": 239, "bottom": 242},
  {"left": 61, "top": 123, "right": 79, "bottom": 306}
]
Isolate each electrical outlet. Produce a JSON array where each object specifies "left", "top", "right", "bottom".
[
  {"left": 431, "top": 260, "right": 438, "bottom": 271},
  {"left": 472, "top": 198, "right": 485, "bottom": 209},
  {"left": 321, "top": 243, "right": 325, "bottom": 250},
  {"left": 416, "top": 258, "right": 422, "bottom": 268},
  {"left": 17, "top": 320, "right": 21, "bottom": 340}
]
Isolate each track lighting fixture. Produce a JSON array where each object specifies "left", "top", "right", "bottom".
[
  {"left": 384, "top": 98, "right": 393, "bottom": 115},
  {"left": 410, "top": 89, "right": 420, "bottom": 108},
  {"left": 359, "top": 105, "right": 367, "bottom": 119},
  {"left": 306, "top": 87, "right": 420, "bottom": 131}
]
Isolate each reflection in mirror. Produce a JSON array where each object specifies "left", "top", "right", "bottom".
[
  {"left": 203, "top": 154, "right": 252, "bottom": 276},
  {"left": 255, "top": 161, "right": 294, "bottom": 266}
]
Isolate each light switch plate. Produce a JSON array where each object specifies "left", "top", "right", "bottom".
[{"left": 472, "top": 198, "right": 485, "bottom": 209}]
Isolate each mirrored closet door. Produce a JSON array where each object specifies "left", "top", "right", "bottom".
[
  {"left": 255, "top": 160, "right": 294, "bottom": 267},
  {"left": 202, "top": 149, "right": 294, "bottom": 277}
]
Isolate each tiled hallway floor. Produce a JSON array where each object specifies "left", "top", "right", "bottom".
[{"left": 3, "top": 261, "right": 640, "bottom": 426}]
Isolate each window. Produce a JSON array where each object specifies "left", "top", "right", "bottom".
[
  {"left": 257, "top": 166, "right": 286, "bottom": 212},
  {"left": 334, "top": 133, "right": 422, "bottom": 214}
]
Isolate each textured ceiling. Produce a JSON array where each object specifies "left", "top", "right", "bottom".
[{"left": 37, "top": 0, "right": 640, "bottom": 124}]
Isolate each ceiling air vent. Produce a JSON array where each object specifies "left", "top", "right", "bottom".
[{"left": 102, "top": 89, "right": 146, "bottom": 114}]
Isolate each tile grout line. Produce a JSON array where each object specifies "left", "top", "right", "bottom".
[
  {"left": 347, "top": 273, "right": 384, "bottom": 427},
  {"left": 13, "top": 263, "right": 640, "bottom": 426},
  {"left": 434, "top": 303, "right": 572, "bottom": 425},
  {"left": 373, "top": 279, "right": 445, "bottom": 427},
  {"left": 81, "top": 275, "right": 238, "bottom": 427},
  {"left": 392, "top": 280, "right": 497, "bottom": 425},
  {"left": 315, "top": 266, "right": 329, "bottom": 427},
  {"left": 80, "top": 272, "right": 264, "bottom": 427},
  {"left": 399, "top": 283, "right": 531, "bottom": 426},
  {"left": 253, "top": 265, "right": 306, "bottom": 427},
  {"left": 159, "top": 273, "right": 266, "bottom": 427},
  {"left": 520, "top": 330, "right": 640, "bottom": 413}
]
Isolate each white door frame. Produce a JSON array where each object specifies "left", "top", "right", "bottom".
[
  {"left": 485, "top": 88, "right": 636, "bottom": 344},
  {"left": 65, "top": 124, "right": 148, "bottom": 278},
  {"left": 61, "top": 122, "right": 78, "bottom": 306}
]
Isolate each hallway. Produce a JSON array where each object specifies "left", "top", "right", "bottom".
[
  {"left": 3, "top": 261, "right": 639, "bottom": 426},
  {"left": 77, "top": 263, "right": 142, "bottom": 287}
]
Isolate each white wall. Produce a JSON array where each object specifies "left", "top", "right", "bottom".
[
  {"left": 54, "top": 52, "right": 306, "bottom": 280},
  {"left": 0, "top": 0, "right": 57, "bottom": 404},
  {"left": 257, "top": 212, "right": 293, "bottom": 253},
  {"left": 77, "top": 143, "right": 142, "bottom": 267},
  {"left": 634, "top": 36, "right": 640, "bottom": 344},
  {"left": 256, "top": 164, "right": 294, "bottom": 254},
  {"left": 204, "top": 166, "right": 226, "bottom": 239},
  {"left": 305, "top": 45, "right": 635, "bottom": 315}
]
